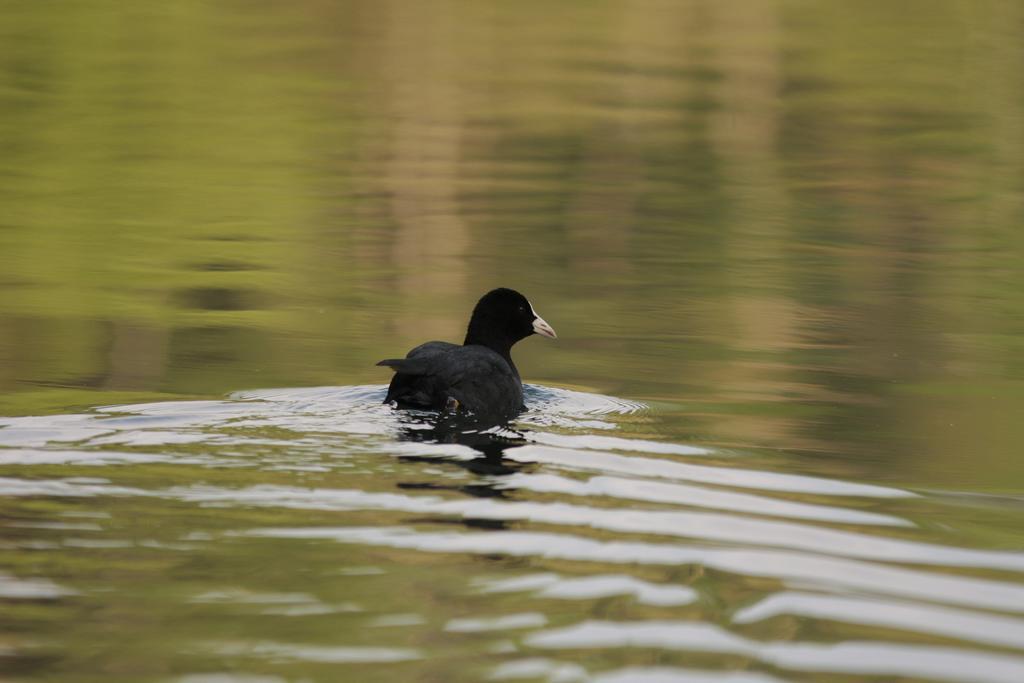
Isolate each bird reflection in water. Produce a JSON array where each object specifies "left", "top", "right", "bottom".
[{"left": 392, "top": 408, "right": 533, "bottom": 517}]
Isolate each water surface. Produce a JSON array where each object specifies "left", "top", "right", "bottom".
[
  {"left": 3, "top": 386, "right": 1024, "bottom": 682},
  {"left": 3, "top": 1, "right": 1024, "bottom": 681}
]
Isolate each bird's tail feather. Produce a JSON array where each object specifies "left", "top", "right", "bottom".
[{"left": 375, "top": 358, "right": 431, "bottom": 375}]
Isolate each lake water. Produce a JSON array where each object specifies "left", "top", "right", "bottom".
[{"left": 2, "top": 2, "right": 1024, "bottom": 682}]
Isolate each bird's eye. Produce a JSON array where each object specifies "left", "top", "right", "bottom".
[{"left": 519, "top": 305, "right": 526, "bottom": 314}]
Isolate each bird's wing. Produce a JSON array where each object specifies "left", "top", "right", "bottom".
[
  {"left": 378, "top": 343, "right": 517, "bottom": 413},
  {"left": 376, "top": 341, "right": 460, "bottom": 376}
]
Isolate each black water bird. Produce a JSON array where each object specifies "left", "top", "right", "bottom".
[{"left": 377, "top": 288, "right": 556, "bottom": 422}]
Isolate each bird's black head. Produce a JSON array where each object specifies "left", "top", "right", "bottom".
[{"left": 463, "top": 288, "right": 557, "bottom": 351}]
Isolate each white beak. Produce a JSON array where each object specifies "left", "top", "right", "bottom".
[{"left": 530, "top": 303, "right": 557, "bottom": 339}]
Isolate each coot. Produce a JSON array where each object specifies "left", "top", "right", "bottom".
[{"left": 377, "top": 288, "right": 556, "bottom": 421}]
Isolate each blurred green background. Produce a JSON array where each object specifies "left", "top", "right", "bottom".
[{"left": 2, "top": 0, "right": 1024, "bottom": 487}]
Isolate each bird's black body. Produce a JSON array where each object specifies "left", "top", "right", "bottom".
[
  {"left": 379, "top": 341, "right": 524, "bottom": 418},
  {"left": 377, "top": 288, "right": 556, "bottom": 423}
]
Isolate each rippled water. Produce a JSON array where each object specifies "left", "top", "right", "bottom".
[
  {"left": 5, "top": 0, "right": 1024, "bottom": 681},
  {"left": 3, "top": 385, "right": 1024, "bottom": 682}
]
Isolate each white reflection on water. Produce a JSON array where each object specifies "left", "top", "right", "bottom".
[
  {"left": 488, "top": 657, "right": 588, "bottom": 682},
  {"left": 173, "top": 483, "right": 1022, "bottom": 570},
  {"left": 210, "top": 641, "right": 421, "bottom": 663},
  {"left": 491, "top": 660, "right": 786, "bottom": 683},
  {"left": 445, "top": 613, "right": 548, "bottom": 632},
  {"left": 526, "top": 621, "right": 1024, "bottom": 683},
  {"left": 0, "top": 572, "right": 78, "bottom": 599},
  {"left": 733, "top": 591, "right": 1024, "bottom": 650},
  {"left": 0, "top": 414, "right": 115, "bottom": 447},
  {"left": 0, "top": 450, "right": 177, "bottom": 465},
  {"left": 528, "top": 431, "right": 710, "bottom": 456},
  {"left": 506, "top": 445, "right": 912, "bottom": 498},
  {"left": 245, "top": 527, "right": 1024, "bottom": 613},
  {"left": 3, "top": 384, "right": 1024, "bottom": 683},
  {"left": 496, "top": 472, "right": 909, "bottom": 525},
  {"left": 476, "top": 573, "right": 697, "bottom": 607},
  {"left": 589, "top": 669, "right": 785, "bottom": 683},
  {"left": 0, "top": 476, "right": 147, "bottom": 497}
]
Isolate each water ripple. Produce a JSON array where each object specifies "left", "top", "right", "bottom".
[
  {"left": 505, "top": 445, "right": 913, "bottom": 498},
  {"left": 2, "top": 384, "right": 1023, "bottom": 683},
  {"left": 475, "top": 573, "right": 698, "bottom": 607},
  {"left": 525, "top": 621, "right": 1024, "bottom": 683},
  {"left": 244, "top": 527, "right": 1024, "bottom": 613},
  {"left": 172, "top": 483, "right": 1008, "bottom": 569},
  {"left": 733, "top": 591, "right": 1024, "bottom": 650}
]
